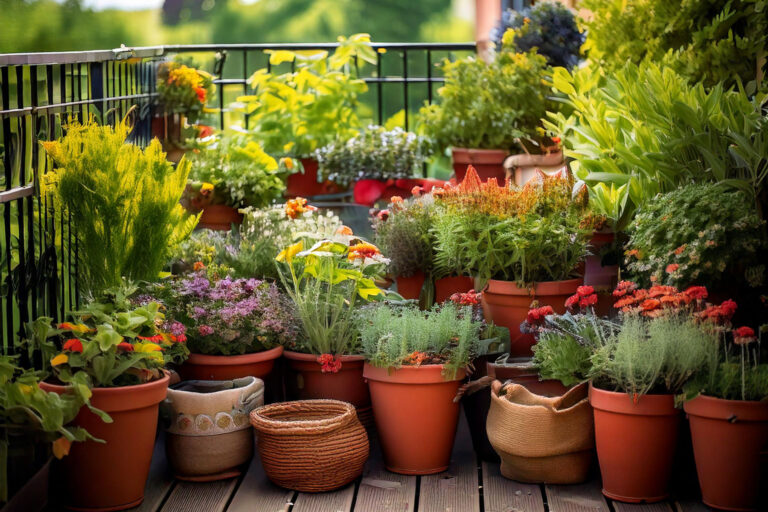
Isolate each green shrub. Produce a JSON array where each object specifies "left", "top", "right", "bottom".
[{"left": 373, "top": 196, "right": 436, "bottom": 278}]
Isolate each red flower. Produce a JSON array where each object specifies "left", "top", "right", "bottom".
[
  {"left": 673, "top": 244, "right": 687, "bottom": 255},
  {"left": 613, "top": 281, "right": 638, "bottom": 297},
  {"left": 449, "top": 290, "right": 481, "bottom": 306},
  {"left": 614, "top": 296, "right": 637, "bottom": 309},
  {"left": 376, "top": 209, "right": 390, "bottom": 222},
  {"left": 175, "top": 334, "right": 187, "bottom": 343},
  {"left": 579, "top": 294, "right": 598, "bottom": 308},
  {"left": 195, "top": 87, "right": 206, "bottom": 103},
  {"left": 649, "top": 285, "right": 678, "bottom": 298},
  {"left": 565, "top": 293, "right": 580, "bottom": 309},
  {"left": 640, "top": 299, "right": 661, "bottom": 311},
  {"left": 117, "top": 342, "right": 134, "bottom": 352},
  {"left": 62, "top": 338, "right": 83, "bottom": 353},
  {"left": 526, "top": 305, "right": 554, "bottom": 325},
  {"left": 720, "top": 299, "right": 738, "bottom": 318},
  {"left": 733, "top": 326, "right": 756, "bottom": 345},
  {"left": 576, "top": 285, "right": 595, "bottom": 297},
  {"left": 665, "top": 263, "right": 680, "bottom": 274},
  {"left": 197, "top": 124, "right": 214, "bottom": 138},
  {"left": 411, "top": 186, "right": 422, "bottom": 197},
  {"left": 551, "top": 136, "right": 561, "bottom": 144},
  {"left": 317, "top": 354, "right": 342, "bottom": 374},
  {"left": 684, "top": 286, "right": 708, "bottom": 300},
  {"left": 139, "top": 334, "right": 164, "bottom": 343}
]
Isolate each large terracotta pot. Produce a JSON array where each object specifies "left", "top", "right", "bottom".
[
  {"left": 452, "top": 147, "right": 508, "bottom": 182},
  {"left": 503, "top": 151, "right": 565, "bottom": 187},
  {"left": 41, "top": 374, "right": 170, "bottom": 511},
  {"left": 684, "top": 395, "right": 768, "bottom": 511},
  {"left": 584, "top": 231, "right": 619, "bottom": 291},
  {"left": 395, "top": 272, "right": 425, "bottom": 300},
  {"left": 364, "top": 363, "right": 465, "bottom": 475},
  {"left": 178, "top": 346, "right": 283, "bottom": 382},
  {"left": 163, "top": 377, "right": 264, "bottom": 481},
  {"left": 197, "top": 205, "right": 244, "bottom": 231},
  {"left": 482, "top": 278, "right": 582, "bottom": 357},
  {"left": 488, "top": 357, "right": 571, "bottom": 397},
  {"left": 285, "top": 158, "right": 343, "bottom": 198},
  {"left": 434, "top": 275, "right": 475, "bottom": 303},
  {"left": 589, "top": 384, "right": 680, "bottom": 503}
]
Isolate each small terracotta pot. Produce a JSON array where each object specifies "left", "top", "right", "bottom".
[
  {"left": 584, "top": 231, "right": 618, "bottom": 291},
  {"left": 503, "top": 151, "right": 565, "bottom": 187},
  {"left": 41, "top": 374, "right": 170, "bottom": 511},
  {"left": 488, "top": 357, "right": 571, "bottom": 397},
  {"left": 178, "top": 346, "right": 284, "bottom": 382},
  {"left": 482, "top": 279, "right": 582, "bottom": 357},
  {"left": 283, "top": 351, "right": 370, "bottom": 409},
  {"left": 434, "top": 275, "right": 475, "bottom": 303},
  {"left": 452, "top": 147, "right": 508, "bottom": 182},
  {"left": 589, "top": 384, "right": 680, "bottom": 503},
  {"left": 197, "top": 205, "right": 244, "bottom": 231},
  {"left": 364, "top": 363, "right": 466, "bottom": 475},
  {"left": 395, "top": 272, "right": 425, "bottom": 300},
  {"left": 285, "top": 158, "right": 344, "bottom": 198},
  {"left": 684, "top": 395, "right": 768, "bottom": 511}
]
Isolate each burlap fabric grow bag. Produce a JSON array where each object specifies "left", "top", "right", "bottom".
[
  {"left": 250, "top": 399, "right": 369, "bottom": 492},
  {"left": 487, "top": 380, "right": 594, "bottom": 484}
]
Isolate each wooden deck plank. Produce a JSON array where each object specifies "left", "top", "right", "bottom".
[
  {"left": 674, "top": 500, "right": 712, "bottom": 512},
  {"left": 545, "top": 480, "right": 610, "bottom": 512},
  {"left": 133, "top": 430, "right": 175, "bottom": 512},
  {"left": 160, "top": 478, "right": 238, "bottom": 512},
  {"left": 226, "top": 457, "right": 295, "bottom": 512},
  {"left": 354, "top": 436, "right": 417, "bottom": 512},
  {"left": 612, "top": 502, "right": 674, "bottom": 512},
  {"left": 481, "top": 461, "right": 544, "bottom": 512},
  {"left": 290, "top": 483, "right": 356, "bottom": 512}
]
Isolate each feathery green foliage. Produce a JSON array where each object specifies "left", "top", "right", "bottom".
[
  {"left": 41, "top": 117, "right": 198, "bottom": 296},
  {"left": 373, "top": 196, "right": 436, "bottom": 278}
]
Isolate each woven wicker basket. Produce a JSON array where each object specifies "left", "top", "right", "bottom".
[{"left": 250, "top": 400, "right": 369, "bottom": 492}]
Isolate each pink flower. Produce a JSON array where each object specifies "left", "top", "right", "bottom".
[{"left": 198, "top": 325, "right": 214, "bottom": 336}]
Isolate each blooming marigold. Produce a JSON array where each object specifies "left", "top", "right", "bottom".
[
  {"left": 285, "top": 197, "right": 316, "bottom": 219},
  {"left": 317, "top": 353, "right": 342, "bottom": 373},
  {"left": 62, "top": 338, "right": 83, "bottom": 353},
  {"left": 348, "top": 242, "right": 381, "bottom": 261}
]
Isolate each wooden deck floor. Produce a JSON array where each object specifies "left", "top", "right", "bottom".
[{"left": 51, "top": 413, "right": 713, "bottom": 512}]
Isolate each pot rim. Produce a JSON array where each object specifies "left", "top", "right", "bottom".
[
  {"left": 363, "top": 362, "right": 466, "bottom": 384},
  {"left": 40, "top": 372, "right": 170, "bottom": 413},
  {"left": 484, "top": 278, "right": 583, "bottom": 296},
  {"left": 683, "top": 394, "right": 768, "bottom": 422},
  {"left": 187, "top": 346, "right": 284, "bottom": 366},
  {"left": 283, "top": 350, "right": 364, "bottom": 363},
  {"left": 168, "top": 375, "right": 263, "bottom": 396},
  {"left": 588, "top": 382, "right": 679, "bottom": 416},
  {"left": 451, "top": 147, "right": 509, "bottom": 157}
]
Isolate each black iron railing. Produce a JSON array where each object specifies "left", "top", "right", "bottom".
[{"left": 0, "top": 42, "right": 476, "bottom": 354}]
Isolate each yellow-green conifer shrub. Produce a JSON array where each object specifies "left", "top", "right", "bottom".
[{"left": 41, "top": 117, "right": 199, "bottom": 295}]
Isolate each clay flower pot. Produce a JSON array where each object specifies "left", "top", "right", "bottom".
[
  {"left": 584, "top": 230, "right": 619, "bottom": 291},
  {"left": 178, "top": 346, "right": 283, "bottom": 382},
  {"left": 41, "top": 373, "right": 170, "bottom": 511},
  {"left": 163, "top": 377, "right": 265, "bottom": 481},
  {"left": 285, "top": 158, "right": 344, "bottom": 198},
  {"left": 589, "top": 384, "right": 680, "bottom": 503},
  {"left": 452, "top": 147, "right": 508, "bottom": 182},
  {"left": 364, "top": 363, "right": 466, "bottom": 475},
  {"left": 197, "top": 205, "right": 244, "bottom": 231},
  {"left": 482, "top": 279, "right": 582, "bottom": 357},
  {"left": 434, "top": 275, "right": 475, "bottom": 303},
  {"left": 684, "top": 395, "right": 768, "bottom": 511},
  {"left": 503, "top": 151, "right": 565, "bottom": 187},
  {"left": 395, "top": 272, "right": 425, "bottom": 300}
]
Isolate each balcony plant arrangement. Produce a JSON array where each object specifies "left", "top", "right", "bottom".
[
  {"left": 432, "top": 165, "right": 593, "bottom": 356},
  {"left": 238, "top": 34, "right": 376, "bottom": 198},
  {"left": 683, "top": 317, "right": 768, "bottom": 511},
  {"left": 182, "top": 133, "right": 289, "bottom": 230},
  {"left": 276, "top": 232, "right": 387, "bottom": 420},
  {"left": 147, "top": 270, "right": 299, "bottom": 382},
  {"left": 588, "top": 282, "right": 722, "bottom": 503},
  {"left": 417, "top": 49, "right": 556, "bottom": 182},
  {"left": 360, "top": 302, "right": 482, "bottom": 474},
  {"left": 21, "top": 289, "right": 189, "bottom": 511}
]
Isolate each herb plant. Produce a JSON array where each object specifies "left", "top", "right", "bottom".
[
  {"left": 373, "top": 195, "right": 436, "bottom": 278},
  {"left": 315, "top": 125, "right": 432, "bottom": 187},
  {"left": 41, "top": 117, "right": 198, "bottom": 296},
  {"left": 156, "top": 61, "right": 215, "bottom": 122}
]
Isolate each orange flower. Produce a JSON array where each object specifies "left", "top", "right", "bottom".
[
  {"left": 665, "top": 263, "right": 679, "bottom": 274},
  {"left": 404, "top": 351, "right": 429, "bottom": 366},
  {"left": 336, "top": 225, "right": 353, "bottom": 236},
  {"left": 117, "top": 342, "right": 135, "bottom": 352},
  {"left": 348, "top": 242, "right": 381, "bottom": 261},
  {"left": 52, "top": 437, "right": 72, "bottom": 459},
  {"left": 640, "top": 299, "right": 661, "bottom": 311},
  {"left": 195, "top": 87, "right": 206, "bottom": 103},
  {"left": 625, "top": 249, "right": 641, "bottom": 259},
  {"left": 673, "top": 244, "right": 687, "bottom": 255},
  {"left": 285, "top": 197, "right": 317, "bottom": 219},
  {"left": 390, "top": 196, "right": 403, "bottom": 204},
  {"left": 193, "top": 261, "right": 205, "bottom": 271},
  {"left": 411, "top": 186, "right": 422, "bottom": 197},
  {"left": 62, "top": 338, "right": 83, "bottom": 353},
  {"left": 50, "top": 354, "right": 69, "bottom": 366},
  {"left": 649, "top": 285, "right": 678, "bottom": 298}
]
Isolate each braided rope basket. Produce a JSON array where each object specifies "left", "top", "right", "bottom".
[{"left": 250, "top": 399, "right": 370, "bottom": 492}]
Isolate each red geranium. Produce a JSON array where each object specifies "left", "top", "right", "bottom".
[
  {"left": 733, "top": 326, "right": 756, "bottom": 345},
  {"left": 613, "top": 281, "right": 638, "bottom": 297},
  {"left": 576, "top": 285, "right": 594, "bottom": 297},
  {"left": 684, "top": 286, "right": 708, "bottom": 300},
  {"left": 526, "top": 305, "right": 554, "bottom": 325},
  {"left": 565, "top": 293, "right": 580, "bottom": 309},
  {"left": 579, "top": 294, "right": 598, "bottom": 308},
  {"left": 318, "top": 354, "right": 342, "bottom": 374}
]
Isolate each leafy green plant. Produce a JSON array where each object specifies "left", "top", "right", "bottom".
[
  {"left": 626, "top": 184, "right": 767, "bottom": 290},
  {"left": 237, "top": 34, "right": 376, "bottom": 158},
  {"left": 417, "top": 50, "right": 554, "bottom": 151},
  {"left": 41, "top": 117, "right": 198, "bottom": 296},
  {"left": 359, "top": 302, "right": 483, "bottom": 379},
  {"left": 545, "top": 63, "right": 768, "bottom": 227},
  {"left": 156, "top": 61, "right": 215, "bottom": 122},
  {"left": 580, "top": 0, "right": 768, "bottom": 88},
  {"left": 315, "top": 125, "right": 432, "bottom": 187},
  {"left": 183, "top": 133, "right": 288, "bottom": 209},
  {"left": 373, "top": 195, "right": 436, "bottom": 278}
]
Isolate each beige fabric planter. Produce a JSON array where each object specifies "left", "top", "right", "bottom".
[
  {"left": 163, "top": 377, "right": 265, "bottom": 481},
  {"left": 503, "top": 151, "right": 565, "bottom": 187},
  {"left": 487, "top": 380, "right": 593, "bottom": 484}
]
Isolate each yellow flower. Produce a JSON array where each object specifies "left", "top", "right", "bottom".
[
  {"left": 201, "top": 182, "right": 215, "bottom": 192},
  {"left": 18, "top": 384, "right": 33, "bottom": 394},
  {"left": 50, "top": 354, "right": 69, "bottom": 367},
  {"left": 276, "top": 241, "right": 304, "bottom": 263},
  {"left": 52, "top": 437, "right": 72, "bottom": 459},
  {"left": 135, "top": 342, "right": 163, "bottom": 353}
]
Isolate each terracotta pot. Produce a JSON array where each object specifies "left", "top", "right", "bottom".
[
  {"left": 589, "top": 384, "right": 680, "bottom": 503},
  {"left": 178, "top": 346, "right": 283, "bottom": 382},
  {"left": 488, "top": 357, "right": 571, "bottom": 397},
  {"left": 163, "top": 377, "right": 264, "bottom": 481},
  {"left": 584, "top": 231, "right": 619, "bottom": 291},
  {"left": 452, "top": 147, "right": 508, "bottom": 182},
  {"left": 364, "top": 363, "right": 466, "bottom": 475},
  {"left": 503, "top": 151, "right": 565, "bottom": 187},
  {"left": 395, "top": 272, "right": 425, "bottom": 300},
  {"left": 285, "top": 158, "right": 344, "bottom": 198},
  {"left": 684, "top": 395, "right": 768, "bottom": 511},
  {"left": 283, "top": 351, "right": 370, "bottom": 409},
  {"left": 482, "top": 278, "right": 582, "bottom": 357},
  {"left": 41, "top": 374, "right": 170, "bottom": 511},
  {"left": 197, "top": 205, "right": 244, "bottom": 231},
  {"left": 434, "top": 275, "right": 475, "bottom": 303}
]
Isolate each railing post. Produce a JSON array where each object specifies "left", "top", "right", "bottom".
[{"left": 89, "top": 61, "right": 105, "bottom": 117}]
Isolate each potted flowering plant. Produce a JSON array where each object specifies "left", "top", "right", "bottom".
[
  {"left": 432, "top": 166, "right": 593, "bottom": 356},
  {"left": 21, "top": 287, "right": 189, "bottom": 511},
  {"left": 276, "top": 231, "right": 388, "bottom": 417},
  {"left": 360, "top": 302, "right": 483, "bottom": 474},
  {"left": 148, "top": 271, "right": 298, "bottom": 382},
  {"left": 683, "top": 319, "right": 768, "bottom": 510}
]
